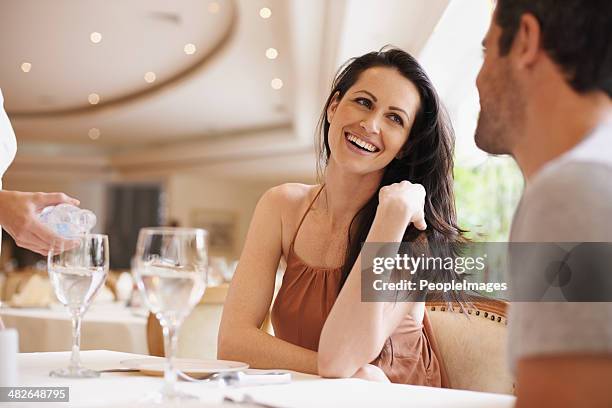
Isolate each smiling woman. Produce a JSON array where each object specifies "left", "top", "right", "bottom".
[{"left": 217, "top": 48, "right": 464, "bottom": 387}]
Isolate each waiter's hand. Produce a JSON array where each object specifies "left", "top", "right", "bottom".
[{"left": 0, "top": 190, "right": 80, "bottom": 255}]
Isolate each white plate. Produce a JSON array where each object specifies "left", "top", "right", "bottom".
[{"left": 120, "top": 357, "right": 249, "bottom": 378}]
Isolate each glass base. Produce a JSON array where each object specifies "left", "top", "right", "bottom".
[{"left": 49, "top": 366, "right": 100, "bottom": 378}]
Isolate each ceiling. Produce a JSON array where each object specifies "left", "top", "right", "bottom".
[
  {"left": 0, "top": 0, "right": 492, "bottom": 182},
  {"left": 0, "top": 0, "right": 292, "bottom": 146}
]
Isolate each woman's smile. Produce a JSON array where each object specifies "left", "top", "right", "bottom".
[{"left": 344, "top": 131, "right": 381, "bottom": 155}]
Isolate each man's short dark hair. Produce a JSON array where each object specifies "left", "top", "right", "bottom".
[{"left": 495, "top": 0, "right": 612, "bottom": 97}]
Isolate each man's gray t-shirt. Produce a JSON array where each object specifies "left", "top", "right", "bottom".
[{"left": 508, "top": 122, "right": 612, "bottom": 372}]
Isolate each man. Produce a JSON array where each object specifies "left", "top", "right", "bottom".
[{"left": 475, "top": 1, "right": 612, "bottom": 407}]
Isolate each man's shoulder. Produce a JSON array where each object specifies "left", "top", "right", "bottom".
[
  {"left": 512, "top": 161, "right": 612, "bottom": 241},
  {"left": 555, "top": 122, "right": 612, "bottom": 168},
  {"left": 529, "top": 160, "right": 612, "bottom": 200}
]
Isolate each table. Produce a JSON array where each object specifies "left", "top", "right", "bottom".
[
  {"left": 0, "top": 303, "right": 148, "bottom": 354},
  {"left": 11, "top": 350, "right": 517, "bottom": 407}
]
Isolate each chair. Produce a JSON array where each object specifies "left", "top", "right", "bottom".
[
  {"left": 148, "top": 273, "right": 283, "bottom": 358},
  {"left": 147, "top": 284, "right": 230, "bottom": 358},
  {"left": 427, "top": 298, "right": 514, "bottom": 394}
]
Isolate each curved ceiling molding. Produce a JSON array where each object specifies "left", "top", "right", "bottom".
[{"left": 4, "top": 0, "right": 238, "bottom": 119}]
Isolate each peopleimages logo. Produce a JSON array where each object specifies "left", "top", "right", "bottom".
[{"left": 371, "top": 278, "right": 507, "bottom": 293}]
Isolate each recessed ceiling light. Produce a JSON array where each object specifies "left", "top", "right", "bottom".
[
  {"left": 265, "top": 48, "right": 278, "bottom": 59},
  {"left": 144, "top": 71, "right": 156, "bottom": 83},
  {"left": 208, "top": 2, "right": 220, "bottom": 13},
  {"left": 88, "top": 128, "right": 101, "bottom": 140},
  {"left": 88, "top": 93, "right": 100, "bottom": 105},
  {"left": 259, "top": 7, "right": 272, "bottom": 19},
  {"left": 20, "top": 62, "right": 32, "bottom": 73},
  {"left": 184, "top": 43, "right": 197, "bottom": 55},
  {"left": 90, "top": 32, "right": 102, "bottom": 44},
  {"left": 270, "top": 78, "right": 283, "bottom": 90}
]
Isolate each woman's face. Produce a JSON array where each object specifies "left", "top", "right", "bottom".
[{"left": 326, "top": 66, "right": 421, "bottom": 176}]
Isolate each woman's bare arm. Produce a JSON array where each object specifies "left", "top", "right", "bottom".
[
  {"left": 318, "top": 181, "right": 426, "bottom": 378},
  {"left": 217, "top": 185, "right": 318, "bottom": 374}
]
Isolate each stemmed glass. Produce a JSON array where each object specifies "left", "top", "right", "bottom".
[
  {"left": 132, "top": 227, "right": 208, "bottom": 402},
  {"left": 47, "top": 234, "right": 109, "bottom": 378}
]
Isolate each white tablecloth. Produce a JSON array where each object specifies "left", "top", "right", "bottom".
[
  {"left": 12, "top": 350, "right": 516, "bottom": 408},
  {"left": 0, "top": 303, "right": 147, "bottom": 354}
]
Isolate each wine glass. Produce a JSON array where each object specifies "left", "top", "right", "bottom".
[
  {"left": 132, "top": 227, "right": 207, "bottom": 402},
  {"left": 47, "top": 234, "right": 109, "bottom": 378}
]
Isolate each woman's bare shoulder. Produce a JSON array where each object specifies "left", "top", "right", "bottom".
[{"left": 263, "top": 183, "right": 321, "bottom": 208}]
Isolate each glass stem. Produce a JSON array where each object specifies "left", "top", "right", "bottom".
[
  {"left": 69, "top": 310, "right": 82, "bottom": 371},
  {"left": 163, "top": 324, "right": 179, "bottom": 396}
]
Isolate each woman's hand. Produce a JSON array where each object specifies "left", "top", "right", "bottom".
[
  {"left": 0, "top": 190, "right": 80, "bottom": 255},
  {"left": 377, "top": 180, "right": 427, "bottom": 230}
]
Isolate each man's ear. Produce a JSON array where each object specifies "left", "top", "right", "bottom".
[
  {"left": 513, "top": 13, "right": 541, "bottom": 69},
  {"left": 326, "top": 92, "right": 340, "bottom": 123}
]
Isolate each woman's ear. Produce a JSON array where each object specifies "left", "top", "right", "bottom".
[{"left": 326, "top": 92, "right": 340, "bottom": 123}]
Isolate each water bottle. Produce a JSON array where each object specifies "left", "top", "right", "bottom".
[{"left": 39, "top": 203, "right": 97, "bottom": 237}]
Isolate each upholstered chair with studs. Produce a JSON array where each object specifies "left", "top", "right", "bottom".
[
  {"left": 426, "top": 298, "right": 514, "bottom": 394},
  {"left": 147, "top": 284, "right": 230, "bottom": 359}
]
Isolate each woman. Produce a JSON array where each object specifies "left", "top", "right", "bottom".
[{"left": 218, "top": 48, "right": 462, "bottom": 386}]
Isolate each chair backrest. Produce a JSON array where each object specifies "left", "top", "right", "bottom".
[
  {"left": 147, "top": 275, "right": 282, "bottom": 358},
  {"left": 147, "top": 284, "right": 229, "bottom": 358},
  {"left": 426, "top": 299, "right": 514, "bottom": 395}
]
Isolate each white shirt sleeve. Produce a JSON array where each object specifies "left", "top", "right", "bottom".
[
  {"left": 0, "top": 88, "right": 18, "bottom": 188},
  {"left": 0, "top": 88, "right": 18, "bottom": 254}
]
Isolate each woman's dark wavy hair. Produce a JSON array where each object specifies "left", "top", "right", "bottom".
[{"left": 315, "top": 47, "right": 467, "bottom": 302}]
